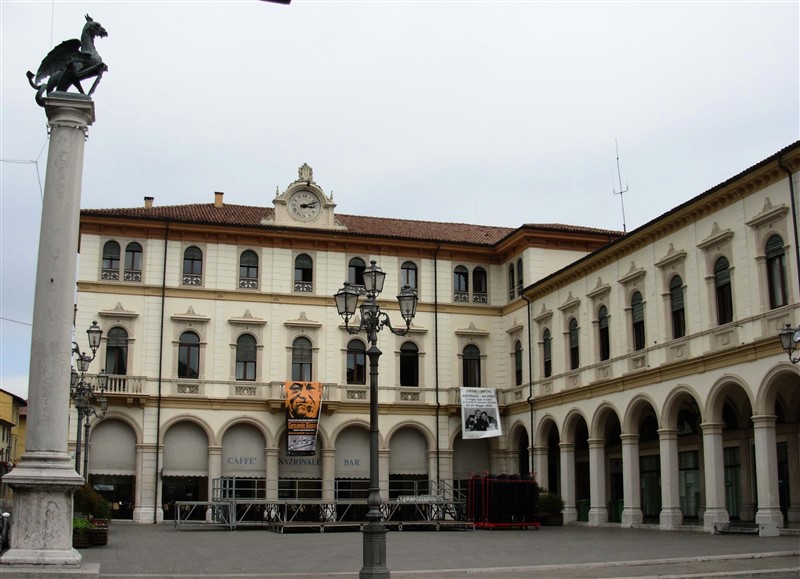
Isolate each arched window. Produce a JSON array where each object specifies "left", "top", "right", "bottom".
[
  {"left": 454, "top": 266, "right": 469, "bottom": 302},
  {"left": 569, "top": 318, "right": 580, "bottom": 370},
  {"left": 348, "top": 257, "right": 366, "bottom": 287},
  {"left": 714, "top": 256, "right": 733, "bottom": 325},
  {"left": 400, "top": 261, "right": 417, "bottom": 290},
  {"left": 508, "top": 265, "right": 516, "bottom": 300},
  {"left": 183, "top": 246, "right": 203, "bottom": 286},
  {"left": 631, "top": 291, "right": 645, "bottom": 351},
  {"left": 400, "top": 342, "right": 419, "bottom": 387},
  {"left": 178, "top": 331, "right": 200, "bottom": 379},
  {"left": 124, "top": 242, "right": 142, "bottom": 282},
  {"left": 516, "top": 258, "right": 523, "bottom": 295},
  {"left": 670, "top": 275, "right": 685, "bottom": 339},
  {"left": 514, "top": 340, "right": 523, "bottom": 386},
  {"left": 235, "top": 334, "right": 257, "bottom": 381},
  {"left": 102, "top": 241, "right": 120, "bottom": 280},
  {"left": 346, "top": 340, "right": 366, "bottom": 385},
  {"left": 292, "top": 337, "right": 312, "bottom": 382},
  {"left": 598, "top": 306, "right": 610, "bottom": 361},
  {"left": 105, "top": 327, "right": 128, "bottom": 376},
  {"left": 766, "top": 235, "right": 787, "bottom": 309},
  {"left": 473, "top": 267, "right": 487, "bottom": 303},
  {"left": 239, "top": 250, "right": 259, "bottom": 289},
  {"left": 294, "top": 253, "right": 313, "bottom": 292},
  {"left": 543, "top": 329, "right": 552, "bottom": 378},
  {"left": 463, "top": 344, "right": 481, "bottom": 387}
]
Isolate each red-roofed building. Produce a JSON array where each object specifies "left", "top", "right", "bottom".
[{"left": 73, "top": 147, "right": 800, "bottom": 533}]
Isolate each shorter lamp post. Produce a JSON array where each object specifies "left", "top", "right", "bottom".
[
  {"left": 334, "top": 261, "right": 418, "bottom": 579},
  {"left": 779, "top": 323, "right": 800, "bottom": 364},
  {"left": 70, "top": 321, "right": 108, "bottom": 479}
]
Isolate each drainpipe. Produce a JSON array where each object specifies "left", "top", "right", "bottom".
[
  {"left": 522, "top": 294, "right": 535, "bottom": 477},
  {"left": 433, "top": 244, "right": 441, "bottom": 488},
  {"left": 153, "top": 220, "right": 169, "bottom": 523},
  {"left": 778, "top": 157, "right": 800, "bottom": 294}
]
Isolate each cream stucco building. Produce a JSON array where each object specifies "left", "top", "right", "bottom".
[{"left": 72, "top": 144, "right": 799, "bottom": 533}]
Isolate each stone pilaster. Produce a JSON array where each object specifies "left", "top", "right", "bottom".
[
  {"left": 533, "top": 445, "right": 548, "bottom": 490},
  {"left": 1, "top": 94, "right": 95, "bottom": 571},
  {"left": 266, "top": 447, "right": 280, "bottom": 501}
]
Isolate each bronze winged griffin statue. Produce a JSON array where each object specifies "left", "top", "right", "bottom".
[{"left": 26, "top": 14, "right": 108, "bottom": 107}]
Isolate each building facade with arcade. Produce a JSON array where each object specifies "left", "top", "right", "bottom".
[{"left": 72, "top": 144, "right": 800, "bottom": 533}]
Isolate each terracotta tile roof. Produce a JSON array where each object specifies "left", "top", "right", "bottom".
[{"left": 81, "top": 204, "right": 621, "bottom": 246}]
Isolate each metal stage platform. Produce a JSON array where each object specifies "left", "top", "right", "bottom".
[{"left": 173, "top": 478, "right": 473, "bottom": 533}]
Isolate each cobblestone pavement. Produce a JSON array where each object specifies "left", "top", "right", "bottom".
[{"left": 73, "top": 522, "right": 799, "bottom": 578}]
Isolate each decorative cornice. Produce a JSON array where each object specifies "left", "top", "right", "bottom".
[
  {"left": 697, "top": 222, "right": 734, "bottom": 251},
  {"left": 617, "top": 261, "right": 646, "bottom": 286},
  {"left": 284, "top": 311, "right": 322, "bottom": 328},
  {"left": 455, "top": 322, "right": 490, "bottom": 337},
  {"left": 98, "top": 302, "right": 138, "bottom": 319},
  {"left": 228, "top": 309, "right": 267, "bottom": 326},
  {"left": 654, "top": 243, "right": 687, "bottom": 270},
  {"left": 170, "top": 306, "right": 210, "bottom": 323},
  {"left": 745, "top": 197, "right": 789, "bottom": 229}
]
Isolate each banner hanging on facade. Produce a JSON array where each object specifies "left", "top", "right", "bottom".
[
  {"left": 285, "top": 381, "right": 323, "bottom": 455},
  {"left": 461, "top": 387, "right": 502, "bottom": 439}
]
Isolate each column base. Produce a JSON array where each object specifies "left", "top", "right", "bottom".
[
  {"left": 755, "top": 507, "right": 784, "bottom": 532},
  {"left": 659, "top": 507, "right": 683, "bottom": 529},
  {"left": 588, "top": 507, "right": 607, "bottom": 525},
  {"left": 562, "top": 506, "right": 578, "bottom": 524},
  {"left": 1, "top": 451, "right": 84, "bottom": 567},
  {"left": 621, "top": 507, "right": 642, "bottom": 526},
  {"left": 703, "top": 507, "right": 729, "bottom": 532},
  {"left": 133, "top": 506, "right": 163, "bottom": 523}
]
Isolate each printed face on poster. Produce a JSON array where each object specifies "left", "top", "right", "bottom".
[
  {"left": 285, "top": 381, "right": 323, "bottom": 455},
  {"left": 461, "top": 387, "right": 502, "bottom": 439}
]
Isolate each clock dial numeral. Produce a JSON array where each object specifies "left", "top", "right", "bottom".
[{"left": 289, "top": 191, "right": 321, "bottom": 222}]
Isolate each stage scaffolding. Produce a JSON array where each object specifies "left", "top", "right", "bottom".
[{"left": 174, "top": 477, "right": 472, "bottom": 532}]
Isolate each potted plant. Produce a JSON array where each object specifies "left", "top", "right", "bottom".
[
  {"left": 74, "top": 484, "right": 112, "bottom": 546},
  {"left": 537, "top": 489, "right": 565, "bottom": 526},
  {"left": 72, "top": 517, "right": 90, "bottom": 548}
]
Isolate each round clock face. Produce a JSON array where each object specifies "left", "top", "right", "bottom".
[{"left": 288, "top": 190, "right": 321, "bottom": 222}]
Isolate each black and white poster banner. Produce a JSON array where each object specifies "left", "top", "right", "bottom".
[{"left": 461, "top": 387, "right": 502, "bottom": 439}]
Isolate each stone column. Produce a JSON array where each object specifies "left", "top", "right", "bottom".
[
  {"left": 533, "top": 445, "right": 548, "bottom": 490},
  {"left": 620, "top": 434, "right": 643, "bottom": 526},
  {"left": 588, "top": 438, "right": 607, "bottom": 525},
  {"left": 658, "top": 428, "right": 682, "bottom": 529},
  {"left": 701, "top": 421, "right": 729, "bottom": 531},
  {"left": 1, "top": 94, "right": 95, "bottom": 570},
  {"left": 559, "top": 442, "right": 577, "bottom": 523},
  {"left": 752, "top": 415, "right": 783, "bottom": 535},
  {"left": 133, "top": 442, "right": 159, "bottom": 523},
  {"left": 786, "top": 430, "right": 800, "bottom": 524}
]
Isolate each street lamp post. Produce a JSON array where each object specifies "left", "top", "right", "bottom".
[
  {"left": 334, "top": 261, "right": 418, "bottom": 579},
  {"left": 778, "top": 323, "right": 800, "bottom": 364},
  {"left": 70, "top": 321, "right": 108, "bottom": 479}
]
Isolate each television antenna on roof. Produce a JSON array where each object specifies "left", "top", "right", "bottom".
[{"left": 613, "top": 139, "right": 629, "bottom": 233}]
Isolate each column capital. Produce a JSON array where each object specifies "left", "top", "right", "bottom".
[
  {"left": 700, "top": 421, "right": 725, "bottom": 434},
  {"left": 44, "top": 93, "right": 96, "bottom": 127},
  {"left": 558, "top": 441, "right": 576, "bottom": 451},
  {"left": 657, "top": 428, "right": 679, "bottom": 440},
  {"left": 620, "top": 433, "right": 640, "bottom": 443},
  {"left": 751, "top": 414, "right": 777, "bottom": 428},
  {"left": 587, "top": 438, "right": 605, "bottom": 448}
]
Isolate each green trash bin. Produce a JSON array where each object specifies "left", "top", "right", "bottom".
[{"left": 577, "top": 499, "right": 590, "bottom": 522}]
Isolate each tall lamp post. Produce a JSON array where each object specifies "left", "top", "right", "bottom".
[
  {"left": 334, "top": 261, "right": 418, "bottom": 579},
  {"left": 70, "top": 321, "right": 108, "bottom": 479},
  {"left": 779, "top": 323, "right": 800, "bottom": 364}
]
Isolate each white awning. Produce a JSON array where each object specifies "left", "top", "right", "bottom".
[
  {"left": 89, "top": 419, "right": 136, "bottom": 475},
  {"left": 222, "top": 424, "right": 266, "bottom": 477},
  {"left": 163, "top": 422, "right": 208, "bottom": 476},
  {"left": 335, "top": 427, "right": 369, "bottom": 478},
  {"left": 389, "top": 428, "right": 428, "bottom": 475}
]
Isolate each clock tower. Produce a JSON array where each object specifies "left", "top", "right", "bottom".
[{"left": 266, "top": 163, "right": 345, "bottom": 230}]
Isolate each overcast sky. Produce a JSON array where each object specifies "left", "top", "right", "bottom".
[{"left": 1, "top": 1, "right": 798, "bottom": 399}]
